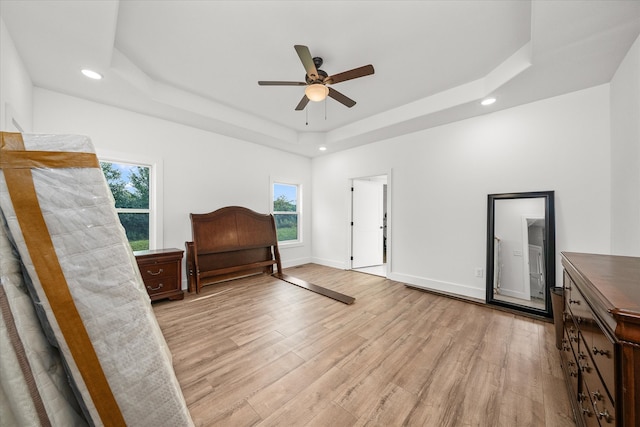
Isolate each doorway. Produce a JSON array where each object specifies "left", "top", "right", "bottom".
[{"left": 351, "top": 175, "right": 388, "bottom": 277}]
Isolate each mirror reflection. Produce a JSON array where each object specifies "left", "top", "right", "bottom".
[{"left": 487, "top": 191, "right": 555, "bottom": 317}]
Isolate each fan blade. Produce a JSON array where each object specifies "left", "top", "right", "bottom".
[
  {"left": 325, "top": 64, "right": 374, "bottom": 85},
  {"left": 328, "top": 87, "right": 356, "bottom": 108},
  {"left": 295, "top": 95, "right": 310, "bottom": 111},
  {"left": 294, "top": 45, "right": 319, "bottom": 80},
  {"left": 258, "top": 81, "right": 306, "bottom": 86}
]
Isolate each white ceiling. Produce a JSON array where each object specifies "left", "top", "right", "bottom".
[{"left": 1, "top": 1, "right": 639, "bottom": 157}]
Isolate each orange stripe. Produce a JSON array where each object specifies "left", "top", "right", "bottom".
[
  {"left": 0, "top": 150, "right": 99, "bottom": 169},
  {"left": 0, "top": 132, "right": 125, "bottom": 426}
]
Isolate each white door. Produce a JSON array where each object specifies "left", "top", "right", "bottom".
[
  {"left": 352, "top": 179, "right": 384, "bottom": 268},
  {"left": 528, "top": 244, "right": 545, "bottom": 297}
]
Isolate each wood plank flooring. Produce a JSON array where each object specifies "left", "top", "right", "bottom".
[{"left": 152, "top": 264, "right": 575, "bottom": 427}]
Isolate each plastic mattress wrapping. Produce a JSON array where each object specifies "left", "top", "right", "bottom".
[
  {"left": 0, "top": 218, "right": 87, "bottom": 426},
  {"left": 0, "top": 133, "right": 193, "bottom": 426}
]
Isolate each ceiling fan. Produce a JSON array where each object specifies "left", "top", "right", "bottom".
[{"left": 258, "top": 45, "right": 375, "bottom": 111}]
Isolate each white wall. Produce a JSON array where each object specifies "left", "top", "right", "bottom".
[
  {"left": 610, "top": 34, "right": 640, "bottom": 256},
  {"left": 312, "top": 85, "right": 611, "bottom": 300},
  {"left": 33, "top": 89, "right": 313, "bottom": 280},
  {"left": 0, "top": 16, "right": 33, "bottom": 132}
]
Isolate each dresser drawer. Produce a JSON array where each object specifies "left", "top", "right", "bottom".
[
  {"left": 581, "top": 356, "right": 616, "bottom": 426},
  {"left": 566, "top": 275, "right": 591, "bottom": 321},
  {"left": 562, "top": 326, "right": 580, "bottom": 397},
  {"left": 580, "top": 316, "right": 616, "bottom": 402}
]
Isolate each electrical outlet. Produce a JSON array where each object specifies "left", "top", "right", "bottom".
[{"left": 475, "top": 268, "right": 484, "bottom": 278}]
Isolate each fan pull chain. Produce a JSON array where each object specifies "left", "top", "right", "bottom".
[
  {"left": 325, "top": 98, "right": 327, "bottom": 120},
  {"left": 305, "top": 108, "right": 308, "bottom": 126}
]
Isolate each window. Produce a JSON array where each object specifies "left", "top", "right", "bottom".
[
  {"left": 272, "top": 182, "right": 300, "bottom": 243},
  {"left": 100, "top": 160, "right": 152, "bottom": 251}
]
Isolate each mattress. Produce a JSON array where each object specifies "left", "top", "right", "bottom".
[{"left": 0, "top": 132, "right": 193, "bottom": 426}]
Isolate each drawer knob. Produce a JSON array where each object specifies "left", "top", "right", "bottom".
[
  {"left": 592, "top": 346, "right": 609, "bottom": 357},
  {"left": 147, "top": 283, "right": 164, "bottom": 291},
  {"left": 597, "top": 408, "right": 612, "bottom": 423},
  {"left": 146, "top": 268, "right": 164, "bottom": 276},
  {"left": 569, "top": 299, "right": 580, "bottom": 305}
]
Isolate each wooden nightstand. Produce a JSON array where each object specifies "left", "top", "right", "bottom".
[{"left": 134, "top": 248, "right": 184, "bottom": 301}]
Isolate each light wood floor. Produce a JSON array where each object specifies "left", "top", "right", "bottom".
[{"left": 153, "top": 264, "right": 575, "bottom": 427}]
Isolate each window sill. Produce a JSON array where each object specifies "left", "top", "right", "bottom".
[{"left": 278, "top": 241, "right": 304, "bottom": 249}]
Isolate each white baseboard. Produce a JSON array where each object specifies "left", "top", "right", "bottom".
[
  {"left": 494, "top": 287, "right": 531, "bottom": 300},
  {"left": 389, "top": 272, "right": 486, "bottom": 301},
  {"left": 310, "top": 257, "right": 348, "bottom": 270},
  {"left": 281, "top": 256, "right": 312, "bottom": 269}
]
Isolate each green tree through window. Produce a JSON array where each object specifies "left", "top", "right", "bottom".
[
  {"left": 101, "top": 161, "right": 150, "bottom": 250},
  {"left": 273, "top": 183, "right": 299, "bottom": 242}
]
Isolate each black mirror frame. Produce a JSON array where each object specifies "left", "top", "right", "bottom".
[{"left": 486, "top": 191, "right": 555, "bottom": 318}]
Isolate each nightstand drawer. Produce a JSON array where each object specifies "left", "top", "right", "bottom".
[
  {"left": 142, "top": 276, "right": 176, "bottom": 297},
  {"left": 138, "top": 261, "right": 177, "bottom": 281}
]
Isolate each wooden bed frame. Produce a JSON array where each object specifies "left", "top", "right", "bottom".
[{"left": 186, "top": 206, "right": 354, "bottom": 304}]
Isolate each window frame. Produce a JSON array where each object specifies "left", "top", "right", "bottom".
[
  {"left": 97, "top": 149, "right": 163, "bottom": 250},
  {"left": 270, "top": 179, "right": 302, "bottom": 246}
]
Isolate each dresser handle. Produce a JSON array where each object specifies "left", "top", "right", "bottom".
[
  {"left": 569, "top": 299, "right": 580, "bottom": 305},
  {"left": 591, "top": 390, "right": 603, "bottom": 401},
  {"left": 581, "top": 406, "right": 593, "bottom": 417},
  {"left": 597, "top": 408, "right": 612, "bottom": 423},
  {"left": 146, "top": 268, "right": 164, "bottom": 276},
  {"left": 147, "top": 283, "right": 164, "bottom": 291},
  {"left": 592, "top": 346, "right": 609, "bottom": 357},
  {"left": 568, "top": 362, "right": 577, "bottom": 377}
]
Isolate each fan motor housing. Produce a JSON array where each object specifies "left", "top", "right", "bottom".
[{"left": 306, "top": 68, "right": 328, "bottom": 84}]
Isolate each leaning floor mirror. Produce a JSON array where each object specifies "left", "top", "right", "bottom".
[{"left": 486, "top": 191, "right": 555, "bottom": 318}]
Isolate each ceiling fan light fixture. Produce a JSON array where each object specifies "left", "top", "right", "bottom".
[{"left": 305, "top": 84, "right": 329, "bottom": 102}]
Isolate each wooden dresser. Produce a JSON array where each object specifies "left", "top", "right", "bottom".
[
  {"left": 134, "top": 248, "right": 184, "bottom": 302},
  {"left": 560, "top": 252, "right": 640, "bottom": 427}
]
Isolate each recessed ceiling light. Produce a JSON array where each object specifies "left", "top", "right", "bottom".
[
  {"left": 319, "top": 146, "right": 327, "bottom": 151},
  {"left": 81, "top": 69, "right": 103, "bottom": 80},
  {"left": 481, "top": 97, "right": 496, "bottom": 106}
]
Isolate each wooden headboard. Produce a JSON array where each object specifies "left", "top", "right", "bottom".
[
  {"left": 189, "top": 206, "right": 282, "bottom": 293},
  {"left": 187, "top": 206, "right": 355, "bottom": 304}
]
